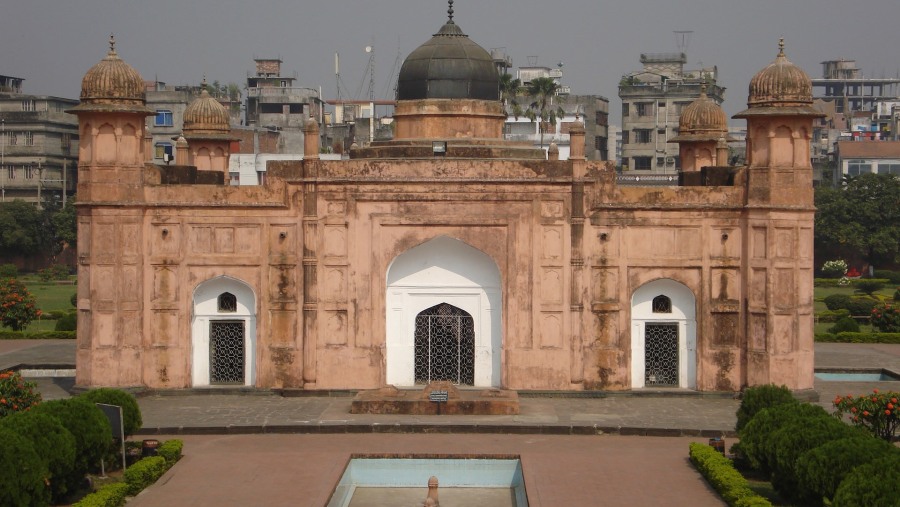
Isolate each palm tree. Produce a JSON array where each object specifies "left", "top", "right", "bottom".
[
  {"left": 525, "top": 77, "right": 565, "bottom": 151},
  {"left": 499, "top": 73, "right": 523, "bottom": 120}
]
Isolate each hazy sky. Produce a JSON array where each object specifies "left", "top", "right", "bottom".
[{"left": 2, "top": 0, "right": 899, "bottom": 125}]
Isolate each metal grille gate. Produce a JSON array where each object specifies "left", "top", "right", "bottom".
[
  {"left": 645, "top": 323, "right": 679, "bottom": 386},
  {"left": 210, "top": 320, "right": 245, "bottom": 384},
  {"left": 414, "top": 303, "right": 475, "bottom": 385}
]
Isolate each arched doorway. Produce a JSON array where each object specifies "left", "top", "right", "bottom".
[
  {"left": 630, "top": 279, "right": 697, "bottom": 389},
  {"left": 386, "top": 236, "right": 501, "bottom": 387},
  {"left": 191, "top": 277, "right": 257, "bottom": 387}
]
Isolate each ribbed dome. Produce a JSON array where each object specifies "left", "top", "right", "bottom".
[
  {"left": 680, "top": 86, "right": 727, "bottom": 134},
  {"left": 183, "top": 86, "right": 230, "bottom": 134},
  {"left": 79, "top": 36, "right": 145, "bottom": 107},
  {"left": 396, "top": 18, "right": 499, "bottom": 101},
  {"left": 747, "top": 40, "right": 812, "bottom": 108}
]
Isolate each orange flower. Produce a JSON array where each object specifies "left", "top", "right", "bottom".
[{"left": 886, "top": 410, "right": 892, "bottom": 416}]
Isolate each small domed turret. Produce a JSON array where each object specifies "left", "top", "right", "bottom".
[
  {"left": 183, "top": 80, "right": 231, "bottom": 135},
  {"left": 72, "top": 35, "right": 150, "bottom": 114},
  {"left": 679, "top": 84, "right": 727, "bottom": 136}
]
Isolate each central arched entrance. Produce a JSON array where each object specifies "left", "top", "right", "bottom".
[
  {"left": 630, "top": 279, "right": 697, "bottom": 389},
  {"left": 386, "top": 236, "right": 501, "bottom": 387}
]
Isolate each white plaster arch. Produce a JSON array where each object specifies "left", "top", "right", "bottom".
[
  {"left": 191, "top": 276, "right": 257, "bottom": 387},
  {"left": 386, "top": 236, "right": 502, "bottom": 387},
  {"left": 630, "top": 279, "right": 697, "bottom": 389}
]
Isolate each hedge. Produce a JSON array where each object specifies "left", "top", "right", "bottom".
[
  {"left": 739, "top": 403, "right": 828, "bottom": 475},
  {"left": 832, "top": 454, "right": 900, "bottom": 507},
  {"left": 735, "top": 384, "right": 796, "bottom": 432},
  {"left": 814, "top": 278, "right": 890, "bottom": 288},
  {"left": 872, "top": 270, "right": 900, "bottom": 284},
  {"left": 689, "top": 443, "right": 773, "bottom": 507},
  {"left": 0, "top": 330, "right": 76, "bottom": 340},
  {"left": 815, "top": 332, "right": 900, "bottom": 344},
  {"left": 123, "top": 456, "right": 168, "bottom": 495},
  {"left": 79, "top": 388, "right": 143, "bottom": 438},
  {"left": 72, "top": 482, "right": 130, "bottom": 507},
  {"left": 157, "top": 439, "right": 183, "bottom": 466}
]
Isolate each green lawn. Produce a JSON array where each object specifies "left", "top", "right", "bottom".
[{"left": 16, "top": 275, "right": 77, "bottom": 333}]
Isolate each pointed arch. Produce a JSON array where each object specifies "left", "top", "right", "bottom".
[
  {"left": 191, "top": 276, "right": 257, "bottom": 387},
  {"left": 631, "top": 279, "right": 696, "bottom": 389},
  {"left": 386, "top": 236, "right": 502, "bottom": 387}
]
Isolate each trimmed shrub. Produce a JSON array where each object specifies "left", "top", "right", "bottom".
[
  {"left": 55, "top": 312, "right": 77, "bottom": 331},
  {"left": 815, "top": 332, "right": 900, "bottom": 344},
  {"left": 735, "top": 384, "right": 796, "bottom": 432},
  {"left": 0, "top": 427, "right": 50, "bottom": 507},
  {"left": 795, "top": 436, "right": 897, "bottom": 504},
  {"left": 71, "top": 292, "right": 77, "bottom": 307},
  {"left": 72, "top": 482, "right": 129, "bottom": 507},
  {"left": 769, "top": 411, "right": 864, "bottom": 504},
  {"left": 823, "top": 294, "right": 852, "bottom": 311},
  {"left": 832, "top": 454, "right": 900, "bottom": 507},
  {"left": 123, "top": 456, "right": 167, "bottom": 495},
  {"left": 32, "top": 398, "right": 112, "bottom": 494},
  {"left": 828, "top": 317, "right": 860, "bottom": 334},
  {"left": 854, "top": 280, "right": 885, "bottom": 296},
  {"left": 79, "top": 388, "right": 142, "bottom": 437},
  {"left": 689, "top": 442, "right": 773, "bottom": 507},
  {"left": 739, "top": 403, "right": 826, "bottom": 475},
  {"left": 37, "top": 264, "right": 71, "bottom": 281},
  {"left": 157, "top": 439, "right": 183, "bottom": 466},
  {"left": 0, "top": 264, "right": 18, "bottom": 278},
  {"left": 846, "top": 298, "right": 877, "bottom": 316},
  {"left": 0, "top": 411, "right": 77, "bottom": 502},
  {"left": 817, "top": 308, "right": 851, "bottom": 323}
]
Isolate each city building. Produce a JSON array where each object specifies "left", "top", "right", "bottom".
[
  {"left": 833, "top": 140, "right": 900, "bottom": 185},
  {"left": 619, "top": 53, "right": 723, "bottom": 173},
  {"left": 0, "top": 74, "right": 78, "bottom": 206},
  {"left": 74, "top": 15, "right": 816, "bottom": 395},
  {"left": 504, "top": 94, "right": 609, "bottom": 160},
  {"left": 245, "top": 58, "right": 322, "bottom": 153}
]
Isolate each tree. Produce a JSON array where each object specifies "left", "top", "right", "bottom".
[
  {"left": 815, "top": 173, "right": 900, "bottom": 265},
  {"left": 524, "top": 77, "right": 566, "bottom": 151},
  {"left": 499, "top": 73, "right": 523, "bottom": 120},
  {"left": 0, "top": 201, "right": 53, "bottom": 257},
  {"left": 0, "top": 278, "right": 41, "bottom": 331},
  {"left": 51, "top": 197, "right": 77, "bottom": 250}
]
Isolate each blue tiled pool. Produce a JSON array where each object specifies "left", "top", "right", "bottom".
[
  {"left": 815, "top": 371, "right": 900, "bottom": 381},
  {"left": 327, "top": 457, "right": 528, "bottom": 507}
]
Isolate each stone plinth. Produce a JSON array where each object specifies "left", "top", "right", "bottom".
[{"left": 350, "top": 383, "right": 519, "bottom": 415}]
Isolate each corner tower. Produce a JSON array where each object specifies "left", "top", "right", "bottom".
[
  {"left": 183, "top": 79, "right": 236, "bottom": 181},
  {"left": 734, "top": 40, "right": 821, "bottom": 391},
  {"left": 671, "top": 84, "right": 731, "bottom": 171},
  {"left": 70, "top": 35, "right": 153, "bottom": 388}
]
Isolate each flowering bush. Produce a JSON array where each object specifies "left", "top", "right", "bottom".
[
  {"left": 0, "top": 370, "right": 42, "bottom": 417},
  {"left": 822, "top": 259, "right": 848, "bottom": 278},
  {"left": 833, "top": 389, "right": 900, "bottom": 441},
  {"left": 871, "top": 304, "right": 900, "bottom": 333},
  {"left": 0, "top": 278, "right": 41, "bottom": 331}
]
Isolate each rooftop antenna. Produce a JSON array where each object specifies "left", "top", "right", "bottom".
[{"left": 674, "top": 30, "right": 693, "bottom": 54}]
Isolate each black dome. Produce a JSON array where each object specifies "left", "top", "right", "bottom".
[{"left": 396, "top": 21, "right": 499, "bottom": 101}]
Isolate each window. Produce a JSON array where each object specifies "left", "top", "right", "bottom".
[
  {"left": 21, "top": 99, "right": 35, "bottom": 111},
  {"left": 217, "top": 292, "right": 237, "bottom": 313},
  {"left": 25, "top": 166, "right": 34, "bottom": 179},
  {"left": 622, "top": 103, "right": 630, "bottom": 117},
  {"left": 7, "top": 166, "right": 16, "bottom": 179},
  {"left": 635, "top": 129, "right": 652, "bottom": 143},
  {"left": 595, "top": 111, "right": 608, "bottom": 126},
  {"left": 595, "top": 136, "right": 607, "bottom": 150},
  {"left": 154, "top": 142, "right": 173, "bottom": 160},
  {"left": 6, "top": 131, "right": 17, "bottom": 146},
  {"left": 154, "top": 110, "right": 173, "bottom": 127},
  {"left": 61, "top": 134, "right": 71, "bottom": 150},
  {"left": 652, "top": 295, "right": 672, "bottom": 313},
  {"left": 846, "top": 162, "right": 872, "bottom": 177},
  {"left": 24, "top": 132, "right": 33, "bottom": 146},
  {"left": 621, "top": 130, "right": 630, "bottom": 144},
  {"left": 878, "top": 163, "right": 900, "bottom": 175},
  {"left": 634, "top": 156, "right": 652, "bottom": 170},
  {"left": 636, "top": 102, "right": 653, "bottom": 117}
]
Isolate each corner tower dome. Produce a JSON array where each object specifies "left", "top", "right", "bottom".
[
  {"left": 735, "top": 39, "right": 821, "bottom": 118},
  {"left": 183, "top": 79, "right": 231, "bottom": 135},
  {"left": 396, "top": 1, "right": 499, "bottom": 101},
  {"left": 74, "top": 35, "right": 147, "bottom": 112},
  {"left": 679, "top": 85, "right": 727, "bottom": 135}
]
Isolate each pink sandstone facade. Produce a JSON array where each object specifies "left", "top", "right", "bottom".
[{"left": 72, "top": 30, "right": 818, "bottom": 394}]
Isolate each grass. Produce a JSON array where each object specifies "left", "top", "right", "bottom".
[{"left": 12, "top": 274, "right": 77, "bottom": 333}]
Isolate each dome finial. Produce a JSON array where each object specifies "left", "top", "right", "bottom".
[
  {"left": 448, "top": 0, "right": 454, "bottom": 23},
  {"left": 778, "top": 37, "right": 785, "bottom": 57},
  {"left": 700, "top": 82, "right": 708, "bottom": 98},
  {"left": 108, "top": 33, "right": 116, "bottom": 54}
]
